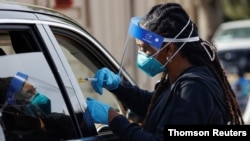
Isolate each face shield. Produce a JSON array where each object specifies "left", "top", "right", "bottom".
[
  {"left": 119, "top": 17, "right": 199, "bottom": 77},
  {"left": 6, "top": 72, "right": 30, "bottom": 105},
  {"left": 6, "top": 72, "right": 51, "bottom": 117}
]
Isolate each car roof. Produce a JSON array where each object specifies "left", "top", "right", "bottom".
[
  {"left": 212, "top": 20, "right": 250, "bottom": 40},
  {"left": 0, "top": 1, "right": 67, "bottom": 18},
  {"left": 212, "top": 19, "right": 250, "bottom": 48},
  {"left": 218, "top": 19, "right": 250, "bottom": 30},
  {"left": 215, "top": 39, "right": 250, "bottom": 51}
]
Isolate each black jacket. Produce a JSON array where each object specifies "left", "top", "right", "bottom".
[
  {"left": 2, "top": 106, "right": 79, "bottom": 141},
  {"left": 109, "top": 66, "right": 229, "bottom": 141}
]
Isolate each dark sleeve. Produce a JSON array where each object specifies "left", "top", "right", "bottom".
[
  {"left": 110, "top": 81, "right": 154, "bottom": 118},
  {"left": 41, "top": 113, "right": 76, "bottom": 140},
  {"left": 167, "top": 80, "right": 215, "bottom": 124},
  {"left": 109, "top": 115, "right": 163, "bottom": 141}
]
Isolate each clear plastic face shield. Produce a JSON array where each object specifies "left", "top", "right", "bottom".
[
  {"left": 119, "top": 17, "right": 200, "bottom": 77},
  {"left": 5, "top": 72, "right": 51, "bottom": 117}
]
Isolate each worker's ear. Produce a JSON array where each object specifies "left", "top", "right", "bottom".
[{"left": 164, "top": 43, "right": 175, "bottom": 56}]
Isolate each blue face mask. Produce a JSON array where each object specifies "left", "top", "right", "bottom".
[
  {"left": 136, "top": 51, "right": 166, "bottom": 77},
  {"left": 26, "top": 93, "right": 51, "bottom": 117}
]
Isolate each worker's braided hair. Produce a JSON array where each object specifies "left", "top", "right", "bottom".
[{"left": 140, "top": 3, "right": 244, "bottom": 126}]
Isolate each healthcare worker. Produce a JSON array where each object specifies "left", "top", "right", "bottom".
[{"left": 86, "top": 3, "right": 244, "bottom": 141}]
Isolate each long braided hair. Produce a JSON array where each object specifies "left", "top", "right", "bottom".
[{"left": 140, "top": 3, "right": 244, "bottom": 125}]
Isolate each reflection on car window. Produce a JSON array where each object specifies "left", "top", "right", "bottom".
[{"left": 0, "top": 28, "right": 78, "bottom": 140}]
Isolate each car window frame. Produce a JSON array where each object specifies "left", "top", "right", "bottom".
[{"left": 35, "top": 23, "right": 88, "bottom": 137}]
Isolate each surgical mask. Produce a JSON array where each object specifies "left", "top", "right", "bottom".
[
  {"left": 136, "top": 51, "right": 166, "bottom": 77},
  {"left": 26, "top": 92, "right": 51, "bottom": 117}
]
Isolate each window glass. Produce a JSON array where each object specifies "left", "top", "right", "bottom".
[
  {"left": 215, "top": 27, "right": 250, "bottom": 42},
  {"left": 0, "top": 29, "right": 78, "bottom": 139},
  {"left": 0, "top": 30, "right": 69, "bottom": 113},
  {"left": 218, "top": 49, "right": 250, "bottom": 114}
]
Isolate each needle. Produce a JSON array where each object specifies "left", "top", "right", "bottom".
[
  {"left": 78, "top": 77, "right": 106, "bottom": 82},
  {"left": 83, "top": 77, "right": 98, "bottom": 81}
]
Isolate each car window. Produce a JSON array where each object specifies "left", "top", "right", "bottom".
[
  {"left": 215, "top": 27, "right": 250, "bottom": 42},
  {"left": 50, "top": 28, "right": 126, "bottom": 115},
  {"left": 0, "top": 30, "right": 69, "bottom": 113},
  {"left": 218, "top": 49, "right": 246, "bottom": 74},
  {"left": 217, "top": 49, "right": 250, "bottom": 114},
  {"left": 0, "top": 26, "right": 79, "bottom": 139}
]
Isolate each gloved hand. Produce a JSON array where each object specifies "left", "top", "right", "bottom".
[
  {"left": 86, "top": 97, "right": 111, "bottom": 125},
  {"left": 91, "top": 67, "right": 121, "bottom": 95}
]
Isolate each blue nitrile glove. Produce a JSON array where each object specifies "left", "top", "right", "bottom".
[
  {"left": 86, "top": 97, "right": 111, "bottom": 125},
  {"left": 91, "top": 67, "right": 121, "bottom": 95}
]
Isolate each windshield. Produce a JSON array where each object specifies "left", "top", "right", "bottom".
[{"left": 214, "top": 27, "right": 250, "bottom": 42}]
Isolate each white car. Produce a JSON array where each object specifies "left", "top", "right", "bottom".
[{"left": 212, "top": 20, "right": 250, "bottom": 124}]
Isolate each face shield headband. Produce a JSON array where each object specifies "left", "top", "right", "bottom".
[
  {"left": 6, "top": 72, "right": 28, "bottom": 105},
  {"left": 161, "top": 19, "right": 196, "bottom": 67}
]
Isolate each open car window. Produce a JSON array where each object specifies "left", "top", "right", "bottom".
[{"left": 50, "top": 27, "right": 127, "bottom": 116}]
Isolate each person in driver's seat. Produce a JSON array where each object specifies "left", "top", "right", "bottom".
[
  {"left": 0, "top": 72, "right": 85, "bottom": 141},
  {"left": 6, "top": 72, "right": 51, "bottom": 118}
]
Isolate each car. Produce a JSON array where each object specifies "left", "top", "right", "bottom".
[
  {"left": 212, "top": 20, "right": 250, "bottom": 124},
  {"left": 0, "top": 1, "right": 138, "bottom": 141},
  {"left": 212, "top": 19, "right": 250, "bottom": 74}
]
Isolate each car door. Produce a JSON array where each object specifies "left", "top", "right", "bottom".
[{"left": 0, "top": 23, "right": 91, "bottom": 140}]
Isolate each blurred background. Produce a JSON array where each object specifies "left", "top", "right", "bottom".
[{"left": 7, "top": 0, "right": 250, "bottom": 108}]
